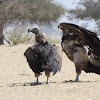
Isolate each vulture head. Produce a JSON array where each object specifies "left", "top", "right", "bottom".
[
  {"left": 28, "top": 28, "right": 39, "bottom": 34},
  {"left": 58, "top": 23, "right": 67, "bottom": 30},
  {"left": 58, "top": 22, "right": 84, "bottom": 36},
  {"left": 28, "top": 27, "right": 47, "bottom": 43},
  {"left": 58, "top": 22, "right": 77, "bottom": 30},
  {"left": 58, "top": 23, "right": 72, "bottom": 35}
]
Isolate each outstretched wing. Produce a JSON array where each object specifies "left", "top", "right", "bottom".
[
  {"left": 59, "top": 23, "right": 100, "bottom": 57},
  {"left": 74, "top": 24, "right": 100, "bottom": 57}
]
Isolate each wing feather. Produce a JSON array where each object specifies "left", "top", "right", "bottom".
[
  {"left": 24, "top": 43, "right": 62, "bottom": 75},
  {"left": 39, "top": 43, "right": 62, "bottom": 75},
  {"left": 62, "top": 23, "right": 100, "bottom": 57}
]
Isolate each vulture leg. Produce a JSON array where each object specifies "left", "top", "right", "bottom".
[
  {"left": 45, "top": 70, "right": 51, "bottom": 84},
  {"left": 35, "top": 73, "right": 40, "bottom": 83},
  {"left": 75, "top": 67, "right": 81, "bottom": 82},
  {"left": 75, "top": 73, "right": 80, "bottom": 82},
  {"left": 47, "top": 77, "right": 49, "bottom": 84},
  {"left": 36, "top": 77, "right": 39, "bottom": 83}
]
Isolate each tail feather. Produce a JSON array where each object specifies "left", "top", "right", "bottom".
[{"left": 84, "top": 62, "right": 100, "bottom": 75}]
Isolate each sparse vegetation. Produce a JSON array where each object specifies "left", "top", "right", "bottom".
[
  {"left": 7, "top": 31, "right": 33, "bottom": 45},
  {"left": 46, "top": 35, "right": 61, "bottom": 44},
  {"left": 4, "top": 25, "right": 34, "bottom": 45}
]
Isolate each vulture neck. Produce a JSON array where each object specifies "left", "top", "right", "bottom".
[{"left": 35, "top": 33, "right": 47, "bottom": 44}]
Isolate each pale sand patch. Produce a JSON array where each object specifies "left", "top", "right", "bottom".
[{"left": 0, "top": 44, "right": 100, "bottom": 100}]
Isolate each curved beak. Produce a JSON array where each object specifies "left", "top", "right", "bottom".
[
  {"left": 28, "top": 29, "right": 32, "bottom": 33},
  {"left": 58, "top": 25, "right": 64, "bottom": 30},
  {"left": 58, "top": 25, "right": 61, "bottom": 29}
]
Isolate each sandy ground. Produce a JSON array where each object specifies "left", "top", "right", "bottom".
[{"left": 0, "top": 44, "right": 100, "bottom": 100}]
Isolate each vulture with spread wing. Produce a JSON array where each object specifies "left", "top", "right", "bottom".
[
  {"left": 24, "top": 28, "right": 62, "bottom": 84},
  {"left": 58, "top": 22, "right": 100, "bottom": 82}
]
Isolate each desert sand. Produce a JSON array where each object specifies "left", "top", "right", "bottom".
[{"left": 0, "top": 44, "right": 100, "bottom": 100}]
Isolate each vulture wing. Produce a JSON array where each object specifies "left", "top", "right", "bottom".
[
  {"left": 62, "top": 23, "right": 100, "bottom": 57},
  {"left": 36, "top": 43, "right": 62, "bottom": 75},
  {"left": 24, "top": 45, "right": 44, "bottom": 75},
  {"left": 24, "top": 43, "right": 62, "bottom": 75}
]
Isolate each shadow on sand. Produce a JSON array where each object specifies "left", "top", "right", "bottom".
[
  {"left": 8, "top": 80, "right": 100, "bottom": 87},
  {"left": 8, "top": 81, "right": 56, "bottom": 87},
  {"left": 62, "top": 80, "right": 99, "bottom": 83},
  {"left": 8, "top": 82, "right": 43, "bottom": 87}
]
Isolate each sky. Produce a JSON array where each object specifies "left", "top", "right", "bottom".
[
  {"left": 54, "top": 0, "right": 79, "bottom": 9},
  {"left": 54, "top": 0, "right": 78, "bottom": 23}
]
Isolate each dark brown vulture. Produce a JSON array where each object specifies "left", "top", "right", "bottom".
[
  {"left": 58, "top": 22, "right": 100, "bottom": 82},
  {"left": 24, "top": 28, "right": 62, "bottom": 84}
]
